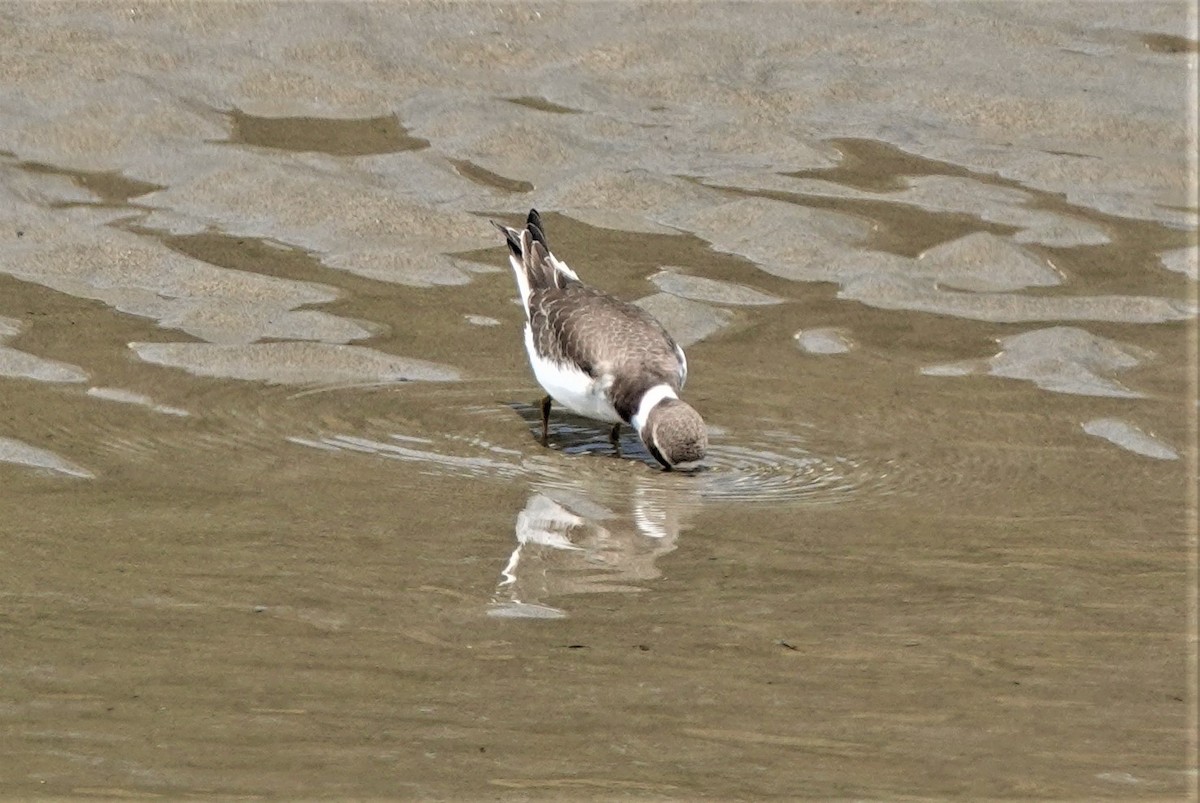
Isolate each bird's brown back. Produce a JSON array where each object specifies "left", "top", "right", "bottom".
[{"left": 529, "top": 283, "right": 685, "bottom": 421}]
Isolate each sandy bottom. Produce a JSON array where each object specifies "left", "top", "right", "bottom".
[{"left": 1, "top": 3, "right": 1196, "bottom": 799}]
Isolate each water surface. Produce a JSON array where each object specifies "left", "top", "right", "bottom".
[{"left": 1, "top": 3, "right": 1195, "bottom": 799}]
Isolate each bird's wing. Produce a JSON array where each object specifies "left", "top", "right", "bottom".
[{"left": 530, "top": 285, "right": 685, "bottom": 420}]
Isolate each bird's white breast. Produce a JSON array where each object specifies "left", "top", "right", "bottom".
[{"left": 524, "top": 324, "right": 622, "bottom": 424}]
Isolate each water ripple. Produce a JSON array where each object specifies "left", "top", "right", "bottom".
[
  {"left": 282, "top": 400, "right": 897, "bottom": 507},
  {"left": 694, "top": 433, "right": 890, "bottom": 504},
  {"left": 63, "top": 381, "right": 898, "bottom": 506}
]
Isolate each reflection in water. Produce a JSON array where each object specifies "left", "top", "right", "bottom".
[
  {"left": 282, "top": 394, "right": 896, "bottom": 618},
  {"left": 489, "top": 479, "right": 690, "bottom": 619}
]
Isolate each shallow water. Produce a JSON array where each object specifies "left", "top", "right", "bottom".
[{"left": 2, "top": 3, "right": 1197, "bottom": 799}]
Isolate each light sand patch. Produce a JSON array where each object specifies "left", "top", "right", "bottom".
[
  {"left": 0, "top": 346, "right": 89, "bottom": 383},
  {"left": 633, "top": 294, "right": 733, "bottom": 349},
  {"left": 1159, "top": 246, "right": 1198, "bottom": 280},
  {"left": 0, "top": 213, "right": 373, "bottom": 345},
  {"left": 0, "top": 316, "right": 89, "bottom": 383},
  {"left": 555, "top": 209, "right": 681, "bottom": 236},
  {"left": 352, "top": 149, "right": 511, "bottom": 209},
  {"left": 130, "top": 341, "right": 462, "bottom": 385},
  {"left": 0, "top": 436, "right": 94, "bottom": 478},
  {"left": 3, "top": 80, "right": 227, "bottom": 170},
  {"left": 656, "top": 196, "right": 1191, "bottom": 326},
  {"left": 86, "top": 387, "right": 190, "bottom": 417},
  {"left": 643, "top": 119, "right": 838, "bottom": 179},
  {"left": 842, "top": 275, "right": 1194, "bottom": 324},
  {"left": 1011, "top": 215, "right": 1112, "bottom": 248},
  {"left": 914, "top": 233, "right": 1061, "bottom": 292},
  {"left": 398, "top": 95, "right": 632, "bottom": 190},
  {"left": 660, "top": 197, "right": 874, "bottom": 285},
  {"left": 136, "top": 153, "right": 496, "bottom": 287},
  {"left": 2, "top": 1, "right": 1190, "bottom": 230},
  {"left": 320, "top": 251, "right": 479, "bottom": 288},
  {"left": 1081, "top": 418, "right": 1178, "bottom": 460},
  {"left": 794, "top": 328, "right": 854, "bottom": 355},
  {"left": 538, "top": 169, "right": 729, "bottom": 236},
  {"left": 922, "top": 327, "right": 1153, "bottom": 398},
  {"left": 2, "top": 161, "right": 99, "bottom": 207},
  {"left": 464, "top": 315, "right": 501, "bottom": 327},
  {"left": 649, "top": 269, "right": 782, "bottom": 306}
]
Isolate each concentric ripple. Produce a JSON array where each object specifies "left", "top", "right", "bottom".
[
  {"left": 503, "top": 402, "right": 897, "bottom": 505},
  {"left": 692, "top": 432, "right": 893, "bottom": 504}
]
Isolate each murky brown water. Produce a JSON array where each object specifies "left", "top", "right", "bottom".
[{"left": 2, "top": 4, "right": 1197, "bottom": 799}]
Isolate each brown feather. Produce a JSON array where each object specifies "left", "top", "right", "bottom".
[{"left": 529, "top": 283, "right": 684, "bottom": 421}]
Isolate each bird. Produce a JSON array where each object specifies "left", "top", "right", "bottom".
[{"left": 493, "top": 209, "right": 707, "bottom": 470}]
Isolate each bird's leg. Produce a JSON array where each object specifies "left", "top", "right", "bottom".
[
  {"left": 540, "top": 395, "right": 552, "bottom": 445},
  {"left": 609, "top": 423, "right": 621, "bottom": 456}
]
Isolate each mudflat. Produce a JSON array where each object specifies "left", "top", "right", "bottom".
[{"left": 1, "top": 3, "right": 1196, "bottom": 798}]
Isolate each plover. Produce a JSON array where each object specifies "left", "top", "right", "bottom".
[{"left": 494, "top": 209, "right": 707, "bottom": 470}]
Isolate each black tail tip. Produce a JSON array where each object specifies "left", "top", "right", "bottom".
[
  {"left": 492, "top": 219, "right": 521, "bottom": 255},
  {"left": 525, "top": 209, "right": 548, "bottom": 248}
]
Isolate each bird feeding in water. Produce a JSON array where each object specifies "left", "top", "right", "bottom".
[{"left": 494, "top": 209, "right": 707, "bottom": 470}]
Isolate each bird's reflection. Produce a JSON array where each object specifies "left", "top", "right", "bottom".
[{"left": 488, "top": 478, "right": 692, "bottom": 619}]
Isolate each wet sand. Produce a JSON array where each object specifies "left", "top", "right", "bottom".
[{"left": 1, "top": 2, "right": 1197, "bottom": 799}]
